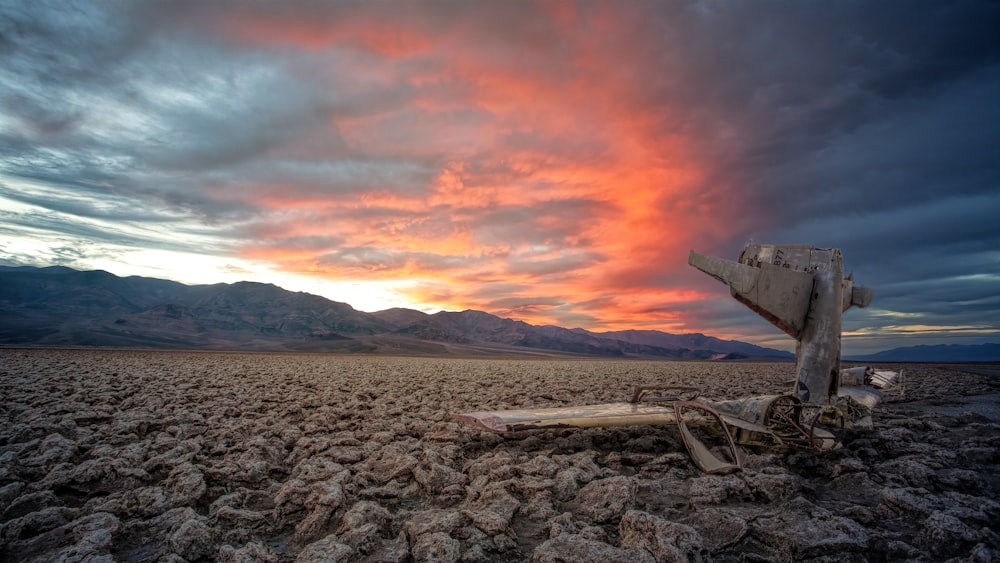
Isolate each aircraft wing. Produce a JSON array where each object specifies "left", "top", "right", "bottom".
[
  {"left": 453, "top": 401, "right": 741, "bottom": 473},
  {"left": 452, "top": 402, "right": 678, "bottom": 432}
]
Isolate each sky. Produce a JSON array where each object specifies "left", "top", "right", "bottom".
[{"left": 1, "top": 0, "right": 998, "bottom": 355}]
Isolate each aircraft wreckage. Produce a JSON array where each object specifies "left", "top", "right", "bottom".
[{"left": 454, "top": 243, "right": 901, "bottom": 473}]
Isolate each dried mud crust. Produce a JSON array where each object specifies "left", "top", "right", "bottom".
[{"left": 0, "top": 349, "right": 997, "bottom": 562}]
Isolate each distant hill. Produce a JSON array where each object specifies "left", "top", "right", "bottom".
[
  {"left": 847, "top": 343, "right": 1000, "bottom": 362},
  {"left": 598, "top": 329, "right": 791, "bottom": 360},
  {"left": 0, "top": 265, "right": 791, "bottom": 359}
]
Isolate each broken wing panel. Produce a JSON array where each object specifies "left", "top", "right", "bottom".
[
  {"left": 453, "top": 402, "right": 679, "bottom": 432},
  {"left": 689, "top": 250, "right": 815, "bottom": 337},
  {"left": 454, "top": 401, "right": 742, "bottom": 474},
  {"left": 674, "top": 401, "right": 742, "bottom": 473},
  {"left": 687, "top": 251, "right": 758, "bottom": 294}
]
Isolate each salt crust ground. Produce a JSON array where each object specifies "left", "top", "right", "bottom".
[{"left": 1, "top": 349, "right": 998, "bottom": 562}]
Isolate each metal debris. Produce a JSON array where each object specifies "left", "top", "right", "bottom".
[{"left": 453, "top": 243, "right": 901, "bottom": 472}]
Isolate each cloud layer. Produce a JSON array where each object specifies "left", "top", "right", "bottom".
[{"left": 2, "top": 1, "right": 998, "bottom": 353}]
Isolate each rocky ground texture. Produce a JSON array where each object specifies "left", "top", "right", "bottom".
[{"left": 1, "top": 349, "right": 998, "bottom": 562}]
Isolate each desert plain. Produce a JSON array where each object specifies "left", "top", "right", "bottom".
[{"left": 1, "top": 348, "right": 998, "bottom": 562}]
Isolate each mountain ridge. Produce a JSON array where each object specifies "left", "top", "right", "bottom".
[
  {"left": 4, "top": 265, "right": 990, "bottom": 361},
  {"left": 846, "top": 343, "right": 1000, "bottom": 363},
  {"left": 0, "top": 265, "right": 794, "bottom": 359}
]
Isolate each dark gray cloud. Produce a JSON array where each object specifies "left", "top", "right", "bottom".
[
  {"left": 1, "top": 1, "right": 337, "bottom": 219},
  {"left": 619, "top": 0, "right": 1000, "bottom": 352}
]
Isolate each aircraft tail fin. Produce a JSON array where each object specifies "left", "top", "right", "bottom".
[{"left": 688, "top": 250, "right": 814, "bottom": 338}]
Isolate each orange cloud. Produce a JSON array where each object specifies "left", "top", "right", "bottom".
[{"left": 211, "top": 4, "right": 750, "bottom": 331}]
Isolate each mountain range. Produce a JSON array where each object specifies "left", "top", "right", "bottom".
[
  {"left": 0, "top": 265, "right": 792, "bottom": 359},
  {"left": 845, "top": 343, "right": 1000, "bottom": 363},
  {"left": 2, "top": 266, "right": 995, "bottom": 361}
]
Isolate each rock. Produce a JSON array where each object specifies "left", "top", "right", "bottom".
[
  {"left": 411, "top": 531, "right": 461, "bottom": 563},
  {"left": 874, "top": 457, "right": 936, "bottom": 488},
  {"left": 366, "top": 448, "right": 419, "bottom": 484},
  {"left": 531, "top": 534, "right": 654, "bottom": 563},
  {"left": 295, "top": 504, "right": 336, "bottom": 543},
  {"left": 687, "top": 474, "right": 750, "bottom": 505},
  {"left": 464, "top": 451, "right": 519, "bottom": 484},
  {"left": 340, "top": 500, "right": 391, "bottom": 531},
  {"left": 462, "top": 485, "right": 521, "bottom": 535},
  {"left": 413, "top": 461, "right": 467, "bottom": 495},
  {"left": 545, "top": 512, "right": 580, "bottom": 539},
  {"left": 619, "top": 510, "right": 706, "bottom": 562},
  {"left": 0, "top": 481, "right": 26, "bottom": 507},
  {"left": 292, "top": 457, "right": 347, "bottom": 483},
  {"left": 460, "top": 542, "right": 490, "bottom": 562},
  {"left": 516, "top": 475, "right": 556, "bottom": 497},
  {"left": 38, "top": 457, "right": 149, "bottom": 494},
  {"left": 338, "top": 501, "right": 392, "bottom": 554},
  {"left": 552, "top": 468, "right": 582, "bottom": 502},
  {"left": 934, "top": 468, "right": 985, "bottom": 490},
  {"left": 838, "top": 504, "right": 876, "bottom": 525},
  {"left": 307, "top": 480, "right": 346, "bottom": 509},
  {"left": 146, "top": 506, "right": 199, "bottom": 534},
  {"left": 491, "top": 530, "right": 519, "bottom": 552},
  {"left": 564, "top": 452, "right": 605, "bottom": 483},
  {"left": 2, "top": 490, "right": 61, "bottom": 520},
  {"left": 941, "top": 492, "right": 1000, "bottom": 524},
  {"left": 877, "top": 487, "right": 940, "bottom": 518},
  {"left": 21, "top": 433, "right": 77, "bottom": 468},
  {"left": 970, "top": 542, "right": 999, "bottom": 562},
  {"left": 914, "top": 510, "right": 980, "bottom": 557},
  {"left": 274, "top": 478, "right": 311, "bottom": 514},
  {"left": 958, "top": 446, "right": 1000, "bottom": 465},
  {"left": 214, "top": 505, "right": 270, "bottom": 526},
  {"left": 369, "top": 530, "right": 410, "bottom": 563},
  {"left": 327, "top": 446, "right": 365, "bottom": 464},
  {"left": 294, "top": 479, "right": 346, "bottom": 540},
  {"left": 218, "top": 541, "right": 280, "bottom": 562},
  {"left": 750, "top": 497, "right": 868, "bottom": 559},
  {"left": 682, "top": 508, "right": 748, "bottom": 551},
  {"left": 359, "top": 478, "right": 420, "bottom": 501},
  {"left": 132, "top": 486, "right": 172, "bottom": 517},
  {"left": 0, "top": 506, "right": 75, "bottom": 544},
  {"left": 168, "top": 515, "right": 214, "bottom": 560},
  {"left": 295, "top": 534, "right": 356, "bottom": 563},
  {"left": 405, "top": 509, "right": 467, "bottom": 540},
  {"left": 522, "top": 491, "right": 559, "bottom": 521},
  {"left": 573, "top": 476, "right": 634, "bottom": 523},
  {"left": 53, "top": 512, "right": 120, "bottom": 562},
  {"left": 829, "top": 456, "right": 867, "bottom": 478},
  {"left": 875, "top": 539, "right": 926, "bottom": 560},
  {"left": 163, "top": 462, "right": 206, "bottom": 506},
  {"left": 522, "top": 454, "right": 561, "bottom": 477},
  {"left": 143, "top": 439, "right": 202, "bottom": 472},
  {"left": 745, "top": 468, "right": 802, "bottom": 502},
  {"left": 819, "top": 472, "right": 881, "bottom": 507}
]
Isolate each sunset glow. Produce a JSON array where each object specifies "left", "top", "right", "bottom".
[{"left": 219, "top": 6, "right": 736, "bottom": 331}]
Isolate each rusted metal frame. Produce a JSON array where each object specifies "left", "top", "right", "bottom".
[
  {"left": 673, "top": 400, "right": 743, "bottom": 474},
  {"left": 767, "top": 401, "right": 828, "bottom": 450}
]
